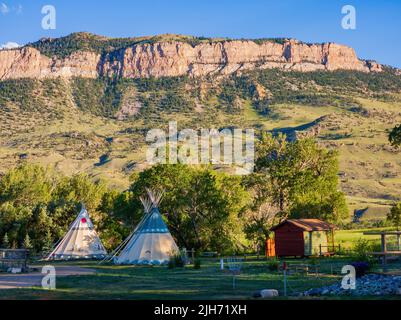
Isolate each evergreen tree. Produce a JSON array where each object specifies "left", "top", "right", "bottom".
[
  {"left": 42, "top": 230, "right": 53, "bottom": 252},
  {"left": 23, "top": 233, "right": 33, "bottom": 250},
  {"left": 2, "top": 233, "right": 9, "bottom": 249}
]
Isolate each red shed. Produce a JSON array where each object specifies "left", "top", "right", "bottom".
[{"left": 269, "top": 219, "right": 336, "bottom": 257}]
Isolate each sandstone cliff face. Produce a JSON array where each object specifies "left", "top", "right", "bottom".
[
  {"left": 0, "top": 39, "right": 382, "bottom": 81},
  {"left": 0, "top": 47, "right": 50, "bottom": 80},
  {"left": 0, "top": 47, "right": 100, "bottom": 80}
]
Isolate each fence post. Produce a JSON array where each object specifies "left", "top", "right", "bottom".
[
  {"left": 183, "top": 248, "right": 187, "bottom": 264},
  {"left": 319, "top": 244, "right": 322, "bottom": 256},
  {"left": 191, "top": 248, "right": 195, "bottom": 264},
  {"left": 283, "top": 261, "right": 287, "bottom": 297}
]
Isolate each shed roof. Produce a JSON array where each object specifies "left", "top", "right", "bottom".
[{"left": 271, "top": 219, "right": 336, "bottom": 232}]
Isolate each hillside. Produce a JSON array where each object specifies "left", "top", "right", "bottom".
[{"left": 0, "top": 33, "right": 401, "bottom": 221}]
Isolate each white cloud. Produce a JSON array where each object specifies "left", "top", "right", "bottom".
[
  {"left": 0, "top": 3, "right": 23, "bottom": 15},
  {"left": 0, "top": 3, "right": 9, "bottom": 15},
  {"left": 0, "top": 42, "right": 20, "bottom": 50},
  {"left": 15, "top": 4, "right": 22, "bottom": 14}
]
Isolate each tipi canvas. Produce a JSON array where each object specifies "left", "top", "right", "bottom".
[
  {"left": 47, "top": 205, "right": 107, "bottom": 260},
  {"left": 114, "top": 190, "right": 179, "bottom": 265}
]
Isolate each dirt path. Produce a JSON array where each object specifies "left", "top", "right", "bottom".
[{"left": 0, "top": 265, "right": 96, "bottom": 289}]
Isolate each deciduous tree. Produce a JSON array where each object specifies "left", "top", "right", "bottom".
[{"left": 254, "top": 133, "right": 348, "bottom": 223}]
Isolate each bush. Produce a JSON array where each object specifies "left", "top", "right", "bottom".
[
  {"left": 335, "top": 245, "right": 348, "bottom": 256},
  {"left": 267, "top": 257, "right": 280, "bottom": 271},
  {"left": 168, "top": 253, "right": 185, "bottom": 269},
  {"left": 352, "top": 239, "right": 374, "bottom": 262},
  {"left": 351, "top": 261, "right": 370, "bottom": 278},
  {"left": 174, "top": 254, "right": 185, "bottom": 267},
  {"left": 194, "top": 258, "right": 201, "bottom": 269},
  {"left": 167, "top": 259, "right": 175, "bottom": 269}
]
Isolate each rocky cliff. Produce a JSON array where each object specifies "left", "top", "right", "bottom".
[{"left": 0, "top": 36, "right": 383, "bottom": 81}]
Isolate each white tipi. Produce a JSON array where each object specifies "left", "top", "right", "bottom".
[
  {"left": 47, "top": 204, "right": 107, "bottom": 260},
  {"left": 113, "top": 189, "right": 179, "bottom": 265}
]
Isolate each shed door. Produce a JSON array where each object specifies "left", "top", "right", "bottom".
[
  {"left": 312, "top": 231, "right": 328, "bottom": 255},
  {"left": 304, "top": 231, "right": 329, "bottom": 256},
  {"left": 304, "top": 232, "right": 312, "bottom": 256}
]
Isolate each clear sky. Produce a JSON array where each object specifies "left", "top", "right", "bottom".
[{"left": 0, "top": 0, "right": 400, "bottom": 67}]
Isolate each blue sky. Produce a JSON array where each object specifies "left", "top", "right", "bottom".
[{"left": 0, "top": 0, "right": 400, "bottom": 67}]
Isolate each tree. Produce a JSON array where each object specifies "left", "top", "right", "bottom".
[
  {"left": 389, "top": 125, "right": 401, "bottom": 148},
  {"left": 255, "top": 133, "right": 291, "bottom": 213},
  {"left": 126, "top": 164, "right": 250, "bottom": 253},
  {"left": 0, "top": 164, "right": 119, "bottom": 253},
  {"left": 243, "top": 202, "right": 279, "bottom": 254},
  {"left": 388, "top": 202, "right": 401, "bottom": 229},
  {"left": 11, "top": 240, "right": 18, "bottom": 249},
  {"left": 242, "top": 173, "right": 280, "bottom": 253},
  {"left": 387, "top": 202, "right": 401, "bottom": 250},
  {"left": 0, "top": 164, "right": 55, "bottom": 206},
  {"left": 53, "top": 173, "right": 108, "bottom": 212},
  {"left": 23, "top": 233, "right": 33, "bottom": 250},
  {"left": 96, "top": 190, "right": 127, "bottom": 251},
  {"left": 42, "top": 230, "right": 53, "bottom": 252},
  {"left": 26, "top": 204, "right": 54, "bottom": 252},
  {"left": 255, "top": 133, "right": 348, "bottom": 223},
  {"left": 2, "top": 233, "right": 9, "bottom": 249}
]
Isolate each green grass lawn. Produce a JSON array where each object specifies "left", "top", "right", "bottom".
[
  {"left": 335, "top": 228, "right": 391, "bottom": 250},
  {"left": 1, "top": 228, "right": 401, "bottom": 300},
  {"left": 2, "top": 254, "right": 401, "bottom": 300},
  {"left": 0, "top": 258, "right": 343, "bottom": 300}
]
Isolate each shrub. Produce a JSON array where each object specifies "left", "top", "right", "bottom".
[
  {"left": 351, "top": 261, "right": 370, "bottom": 278},
  {"left": 267, "top": 257, "right": 280, "bottom": 271},
  {"left": 194, "top": 258, "right": 201, "bottom": 269},
  {"left": 168, "top": 253, "right": 185, "bottom": 269},
  {"left": 352, "top": 239, "right": 374, "bottom": 262},
  {"left": 174, "top": 254, "right": 185, "bottom": 267},
  {"left": 167, "top": 259, "right": 175, "bottom": 269},
  {"left": 387, "top": 202, "right": 401, "bottom": 228},
  {"left": 335, "top": 245, "right": 348, "bottom": 256}
]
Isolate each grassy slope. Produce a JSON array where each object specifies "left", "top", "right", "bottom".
[{"left": 0, "top": 71, "right": 400, "bottom": 219}]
